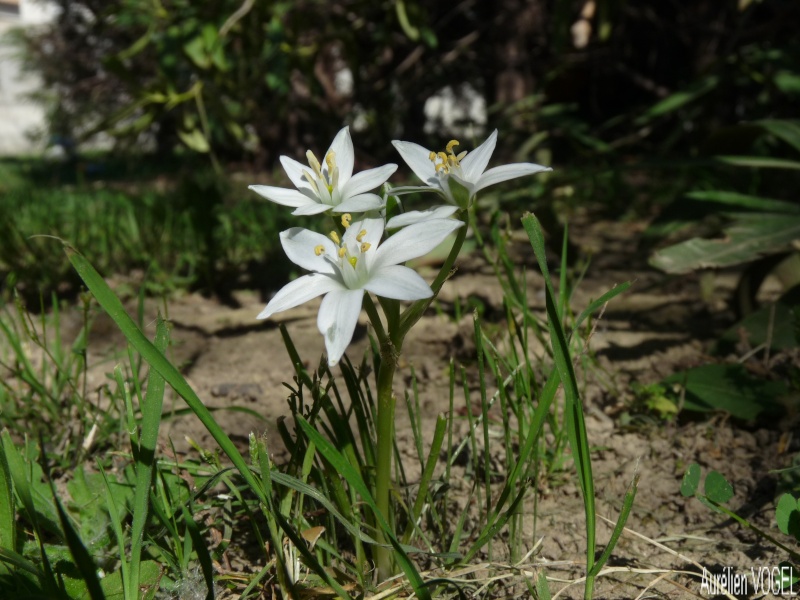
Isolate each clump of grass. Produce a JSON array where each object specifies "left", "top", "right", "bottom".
[{"left": 0, "top": 167, "right": 301, "bottom": 305}]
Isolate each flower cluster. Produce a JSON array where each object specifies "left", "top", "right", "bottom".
[{"left": 250, "top": 127, "right": 550, "bottom": 366}]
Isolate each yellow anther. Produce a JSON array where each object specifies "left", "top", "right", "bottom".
[
  {"left": 446, "top": 139, "right": 460, "bottom": 154},
  {"left": 314, "top": 245, "right": 325, "bottom": 256},
  {"left": 456, "top": 150, "right": 468, "bottom": 161},
  {"left": 360, "top": 242, "right": 371, "bottom": 252},
  {"left": 429, "top": 151, "right": 437, "bottom": 162},
  {"left": 338, "top": 247, "right": 347, "bottom": 258},
  {"left": 325, "top": 150, "right": 336, "bottom": 172},
  {"left": 306, "top": 150, "right": 322, "bottom": 176},
  {"left": 356, "top": 229, "right": 367, "bottom": 242},
  {"left": 348, "top": 256, "right": 358, "bottom": 268},
  {"left": 329, "top": 166, "right": 339, "bottom": 191},
  {"left": 303, "top": 169, "right": 320, "bottom": 194},
  {"left": 329, "top": 231, "right": 340, "bottom": 244},
  {"left": 341, "top": 213, "right": 352, "bottom": 228}
]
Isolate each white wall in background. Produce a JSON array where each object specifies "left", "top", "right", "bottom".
[{"left": 0, "top": 1, "right": 58, "bottom": 155}]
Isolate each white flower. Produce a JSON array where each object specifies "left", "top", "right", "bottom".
[
  {"left": 386, "top": 205, "right": 459, "bottom": 229},
  {"left": 249, "top": 127, "right": 397, "bottom": 216},
  {"left": 392, "top": 130, "right": 551, "bottom": 206},
  {"left": 258, "top": 215, "right": 464, "bottom": 366}
]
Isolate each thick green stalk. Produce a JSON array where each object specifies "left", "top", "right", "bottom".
[
  {"left": 366, "top": 212, "right": 470, "bottom": 581},
  {"left": 373, "top": 345, "right": 398, "bottom": 580},
  {"left": 363, "top": 294, "right": 398, "bottom": 579}
]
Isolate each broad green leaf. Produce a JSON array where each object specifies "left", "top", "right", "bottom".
[
  {"left": 717, "top": 156, "right": 800, "bottom": 170},
  {"left": 177, "top": 128, "right": 210, "bottom": 153},
  {"left": 757, "top": 119, "right": 800, "bottom": 153},
  {"left": 636, "top": 76, "right": 718, "bottom": 123},
  {"left": 663, "top": 363, "right": 786, "bottom": 420},
  {"left": 685, "top": 190, "right": 800, "bottom": 214},
  {"left": 775, "top": 71, "right": 800, "bottom": 95},
  {"left": 681, "top": 463, "right": 701, "bottom": 497},
  {"left": 776, "top": 494, "right": 800, "bottom": 538},
  {"left": 650, "top": 214, "right": 800, "bottom": 274},
  {"left": 716, "top": 285, "right": 800, "bottom": 354},
  {"left": 183, "top": 35, "right": 210, "bottom": 69},
  {"left": 704, "top": 471, "right": 734, "bottom": 504}
]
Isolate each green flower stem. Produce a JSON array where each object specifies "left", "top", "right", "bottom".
[
  {"left": 374, "top": 345, "right": 398, "bottom": 580},
  {"left": 399, "top": 218, "right": 469, "bottom": 336},
  {"left": 363, "top": 212, "right": 470, "bottom": 581},
  {"left": 363, "top": 292, "right": 398, "bottom": 579},
  {"left": 363, "top": 294, "right": 388, "bottom": 345}
]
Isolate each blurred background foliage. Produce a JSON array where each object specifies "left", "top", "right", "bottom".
[
  {"left": 17, "top": 0, "right": 799, "bottom": 163},
  {"left": 3, "top": 0, "right": 800, "bottom": 303}
]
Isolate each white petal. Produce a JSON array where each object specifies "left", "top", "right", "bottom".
[
  {"left": 364, "top": 265, "right": 432, "bottom": 300},
  {"left": 386, "top": 206, "right": 459, "bottom": 229},
  {"left": 333, "top": 193, "right": 385, "bottom": 213},
  {"left": 473, "top": 163, "right": 552, "bottom": 194},
  {"left": 328, "top": 127, "right": 354, "bottom": 184},
  {"left": 340, "top": 163, "right": 397, "bottom": 198},
  {"left": 280, "top": 228, "right": 337, "bottom": 274},
  {"left": 345, "top": 217, "right": 385, "bottom": 250},
  {"left": 257, "top": 274, "right": 342, "bottom": 319},
  {"left": 372, "top": 218, "right": 463, "bottom": 270},
  {"left": 459, "top": 130, "right": 497, "bottom": 182},
  {"left": 317, "top": 288, "right": 363, "bottom": 366},
  {"left": 249, "top": 185, "right": 315, "bottom": 208},
  {"left": 292, "top": 202, "right": 333, "bottom": 216},
  {"left": 392, "top": 140, "right": 439, "bottom": 188},
  {"left": 279, "top": 155, "right": 317, "bottom": 194}
]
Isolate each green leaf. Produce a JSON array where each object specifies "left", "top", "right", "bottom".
[
  {"left": 776, "top": 494, "right": 800, "bottom": 540},
  {"left": 681, "top": 464, "right": 701, "bottom": 497},
  {"left": 177, "top": 128, "right": 210, "bottom": 153},
  {"left": 0, "top": 435, "right": 15, "bottom": 553},
  {"left": 717, "top": 156, "right": 800, "bottom": 170},
  {"left": 295, "top": 416, "right": 431, "bottom": 600},
  {"left": 716, "top": 285, "right": 800, "bottom": 353},
  {"left": 183, "top": 35, "right": 210, "bottom": 69},
  {"left": 704, "top": 471, "right": 733, "bottom": 504},
  {"left": 663, "top": 363, "right": 786, "bottom": 420},
  {"left": 635, "top": 76, "right": 718, "bottom": 124},
  {"left": 684, "top": 190, "right": 800, "bottom": 214},
  {"left": 757, "top": 119, "right": 800, "bottom": 153},
  {"left": 650, "top": 214, "right": 800, "bottom": 274}
]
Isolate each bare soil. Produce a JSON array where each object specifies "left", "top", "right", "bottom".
[{"left": 73, "top": 218, "right": 798, "bottom": 599}]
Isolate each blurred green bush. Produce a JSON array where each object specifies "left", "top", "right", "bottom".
[{"left": 14, "top": 0, "right": 799, "bottom": 168}]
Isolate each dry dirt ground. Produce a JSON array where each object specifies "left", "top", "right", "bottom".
[{"left": 71, "top": 218, "right": 797, "bottom": 599}]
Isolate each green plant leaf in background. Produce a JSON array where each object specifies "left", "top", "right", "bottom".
[
  {"left": 681, "top": 463, "right": 701, "bottom": 497},
  {"left": 663, "top": 363, "right": 787, "bottom": 420},
  {"left": 715, "top": 284, "right": 800, "bottom": 354},
  {"left": 650, "top": 214, "right": 800, "bottom": 274},
  {"left": 776, "top": 494, "right": 800, "bottom": 541},
  {"left": 704, "top": 471, "right": 734, "bottom": 504}
]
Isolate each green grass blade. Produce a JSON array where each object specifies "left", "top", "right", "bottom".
[
  {"left": 522, "top": 213, "right": 596, "bottom": 594},
  {"left": 51, "top": 485, "right": 105, "bottom": 600},
  {"left": 0, "top": 546, "right": 42, "bottom": 577},
  {"left": 588, "top": 473, "right": 639, "bottom": 577},
  {"left": 65, "top": 247, "right": 267, "bottom": 505},
  {"left": 182, "top": 505, "right": 215, "bottom": 599},
  {"left": 0, "top": 435, "right": 16, "bottom": 553},
  {"left": 402, "top": 413, "right": 446, "bottom": 545},
  {"left": 129, "top": 315, "right": 169, "bottom": 600},
  {"left": 296, "top": 416, "right": 431, "bottom": 600}
]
